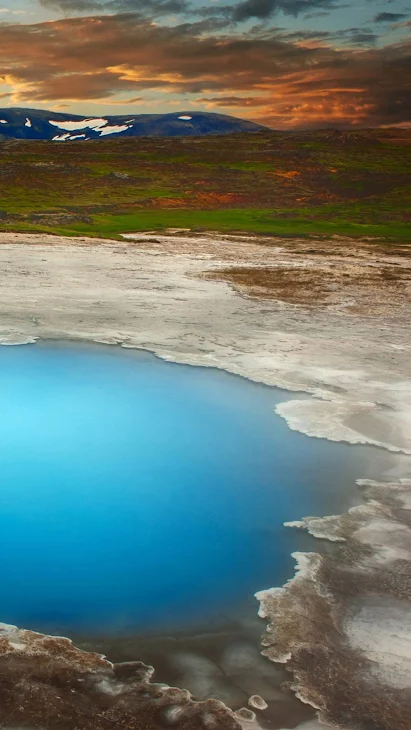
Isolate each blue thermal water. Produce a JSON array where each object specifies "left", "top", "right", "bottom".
[{"left": 0, "top": 343, "right": 373, "bottom": 636}]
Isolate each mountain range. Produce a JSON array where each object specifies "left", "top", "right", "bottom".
[{"left": 0, "top": 109, "right": 268, "bottom": 140}]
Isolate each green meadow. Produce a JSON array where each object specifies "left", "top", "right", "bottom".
[{"left": 0, "top": 128, "right": 410, "bottom": 241}]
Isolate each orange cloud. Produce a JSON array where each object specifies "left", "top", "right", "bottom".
[{"left": 0, "top": 14, "right": 409, "bottom": 128}]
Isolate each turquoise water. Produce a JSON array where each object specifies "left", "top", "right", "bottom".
[{"left": 0, "top": 343, "right": 375, "bottom": 636}]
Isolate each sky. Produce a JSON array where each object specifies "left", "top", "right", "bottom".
[{"left": 0, "top": 0, "right": 409, "bottom": 128}]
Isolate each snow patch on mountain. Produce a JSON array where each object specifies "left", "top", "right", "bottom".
[
  {"left": 98, "top": 124, "right": 131, "bottom": 136},
  {"left": 49, "top": 118, "right": 130, "bottom": 138},
  {"left": 52, "top": 132, "right": 89, "bottom": 141},
  {"left": 49, "top": 118, "right": 108, "bottom": 132}
]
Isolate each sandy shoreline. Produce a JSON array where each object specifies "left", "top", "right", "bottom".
[{"left": 0, "top": 230, "right": 410, "bottom": 729}]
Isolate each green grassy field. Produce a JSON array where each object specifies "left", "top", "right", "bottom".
[{"left": 0, "top": 127, "right": 410, "bottom": 241}]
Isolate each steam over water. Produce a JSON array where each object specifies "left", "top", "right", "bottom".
[{"left": 0, "top": 342, "right": 376, "bottom": 637}]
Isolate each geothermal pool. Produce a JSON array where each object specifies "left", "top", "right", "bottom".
[{"left": 0, "top": 342, "right": 377, "bottom": 637}]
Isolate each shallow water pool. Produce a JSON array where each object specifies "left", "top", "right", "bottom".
[{"left": 0, "top": 342, "right": 379, "bottom": 636}]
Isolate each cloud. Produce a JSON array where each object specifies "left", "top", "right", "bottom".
[
  {"left": 41, "top": 0, "right": 346, "bottom": 22},
  {"left": 303, "top": 10, "right": 332, "bottom": 18},
  {"left": 198, "top": 95, "right": 270, "bottom": 106},
  {"left": 0, "top": 7, "right": 26, "bottom": 13},
  {"left": 0, "top": 13, "right": 409, "bottom": 128},
  {"left": 343, "top": 31, "right": 378, "bottom": 44},
  {"left": 374, "top": 12, "right": 408, "bottom": 23},
  {"left": 40, "top": 0, "right": 191, "bottom": 17},
  {"left": 272, "top": 25, "right": 379, "bottom": 46},
  {"left": 231, "top": 0, "right": 338, "bottom": 22},
  {"left": 39, "top": 0, "right": 108, "bottom": 10}
]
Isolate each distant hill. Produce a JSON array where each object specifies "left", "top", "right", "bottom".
[{"left": 0, "top": 108, "right": 268, "bottom": 140}]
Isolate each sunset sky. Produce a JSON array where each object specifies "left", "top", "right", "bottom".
[{"left": 0, "top": 0, "right": 409, "bottom": 128}]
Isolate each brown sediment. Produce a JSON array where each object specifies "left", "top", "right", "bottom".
[
  {"left": 0, "top": 623, "right": 241, "bottom": 729},
  {"left": 256, "top": 479, "right": 411, "bottom": 730},
  {"left": 204, "top": 257, "right": 411, "bottom": 315},
  {"left": 73, "top": 620, "right": 316, "bottom": 729}
]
